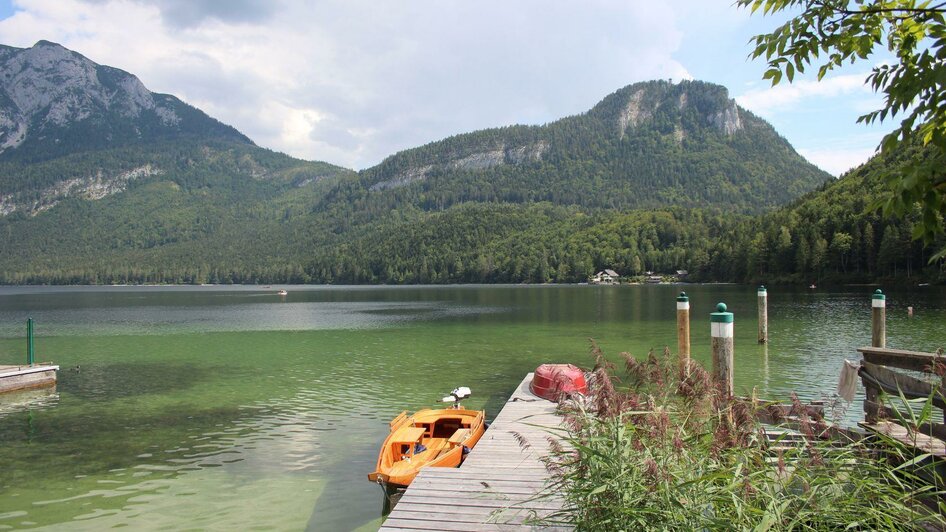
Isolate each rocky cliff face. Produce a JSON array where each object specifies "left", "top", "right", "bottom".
[
  {"left": 614, "top": 81, "right": 744, "bottom": 140},
  {"left": 0, "top": 40, "right": 250, "bottom": 161},
  {"left": 0, "top": 164, "right": 161, "bottom": 216},
  {"left": 369, "top": 141, "right": 548, "bottom": 191}
]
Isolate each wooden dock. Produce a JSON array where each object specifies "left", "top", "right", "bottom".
[
  {"left": 0, "top": 364, "right": 59, "bottom": 393},
  {"left": 379, "top": 373, "right": 572, "bottom": 531}
]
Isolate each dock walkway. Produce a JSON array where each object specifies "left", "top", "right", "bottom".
[
  {"left": 379, "top": 373, "right": 572, "bottom": 531},
  {"left": 0, "top": 364, "right": 59, "bottom": 393}
]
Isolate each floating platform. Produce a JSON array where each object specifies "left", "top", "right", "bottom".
[
  {"left": 0, "top": 364, "right": 59, "bottom": 394},
  {"left": 380, "top": 373, "right": 573, "bottom": 531}
]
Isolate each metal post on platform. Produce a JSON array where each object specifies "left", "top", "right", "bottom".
[
  {"left": 711, "top": 302, "right": 734, "bottom": 396},
  {"left": 27, "top": 317, "right": 34, "bottom": 366},
  {"left": 871, "top": 289, "right": 886, "bottom": 348},
  {"left": 676, "top": 291, "right": 690, "bottom": 366},
  {"left": 757, "top": 285, "right": 768, "bottom": 344}
]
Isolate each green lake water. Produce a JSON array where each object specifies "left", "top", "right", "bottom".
[{"left": 0, "top": 284, "right": 943, "bottom": 530}]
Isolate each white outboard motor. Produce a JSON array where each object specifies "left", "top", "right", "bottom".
[{"left": 441, "top": 387, "right": 472, "bottom": 409}]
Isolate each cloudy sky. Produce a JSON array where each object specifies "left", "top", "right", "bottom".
[{"left": 0, "top": 0, "right": 890, "bottom": 175}]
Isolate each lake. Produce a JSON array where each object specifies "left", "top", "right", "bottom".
[{"left": 0, "top": 284, "right": 943, "bottom": 530}]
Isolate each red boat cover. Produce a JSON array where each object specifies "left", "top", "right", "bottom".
[{"left": 530, "top": 364, "right": 587, "bottom": 401}]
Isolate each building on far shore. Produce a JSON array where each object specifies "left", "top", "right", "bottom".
[{"left": 590, "top": 269, "right": 620, "bottom": 285}]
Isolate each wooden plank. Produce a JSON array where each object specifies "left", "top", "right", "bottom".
[
  {"left": 393, "top": 502, "right": 558, "bottom": 518},
  {"left": 411, "top": 477, "right": 551, "bottom": 488},
  {"left": 401, "top": 488, "right": 550, "bottom": 499},
  {"left": 473, "top": 437, "right": 560, "bottom": 444},
  {"left": 449, "top": 428, "right": 472, "bottom": 444},
  {"left": 858, "top": 347, "right": 945, "bottom": 373},
  {"left": 861, "top": 361, "right": 946, "bottom": 407},
  {"left": 395, "top": 494, "right": 565, "bottom": 511},
  {"left": 478, "top": 433, "right": 559, "bottom": 438},
  {"left": 460, "top": 461, "right": 549, "bottom": 466},
  {"left": 409, "top": 482, "right": 552, "bottom": 494},
  {"left": 379, "top": 509, "right": 557, "bottom": 526},
  {"left": 859, "top": 421, "right": 946, "bottom": 457},
  {"left": 0, "top": 367, "right": 58, "bottom": 393},
  {"left": 459, "top": 462, "right": 548, "bottom": 468},
  {"left": 381, "top": 517, "right": 569, "bottom": 531},
  {"left": 463, "top": 451, "right": 547, "bottom": 457},
  {"left": 858, "top": 404, "right": 946, "bottom": 442},
  {"left": 463, "top": 457, "right": 551, "bottom": 463},
  {"left": 403, "top": 486, "right": 555, "bottom": 498},
  {"left": 419, "top": 470, "right": 551, "bottom": 480},
  {"left": 380, "top": 528, "right": 570, "bottom": 532}
]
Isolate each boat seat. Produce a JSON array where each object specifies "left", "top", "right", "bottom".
[{"left": 448, "top": 428, "right": 471, "bottom": 446}]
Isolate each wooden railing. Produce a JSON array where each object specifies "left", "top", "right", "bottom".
[{"left": 857, "top": 346, "right": 946, "bottom": 454}]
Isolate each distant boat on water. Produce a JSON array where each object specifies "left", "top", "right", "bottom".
[{"left": 277, "top": 289, "right": 288, "bottom": 296}]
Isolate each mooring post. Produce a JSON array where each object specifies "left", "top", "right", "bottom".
[
  {"left": 757, "top": 285, "right": 768, "bottom": 344},
  {"left": 676, "top": 291, "right": 690, "bottom": 365},
  {"left": 871, "top": 289, "right": 886, "bottom": 348},
  {"left": 710, "top": 302, "right": 734, "bottom": 396},
  {"left": 27, "top": 317, "right": 34, "bottom": 366}
]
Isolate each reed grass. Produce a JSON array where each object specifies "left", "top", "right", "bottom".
[{"left": 541, "top": 341, "right": 946, "bottom": 530}]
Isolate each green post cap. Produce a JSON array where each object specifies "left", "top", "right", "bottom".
[
  {"left": 711, "top": 302, "right": 733, "bottom": 323},
  {"left": 676, "top": 291, "right": 688, "bottom": 302},
  {"left": 872, "top": 289, "right": 885, "bottom": 300},
  {"left": 758, "top": 285, "right": 766, "bottom": 292}
]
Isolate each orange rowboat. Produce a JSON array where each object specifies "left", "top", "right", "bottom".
[{"left": 368, "top": 388, "right": 485, "bottom": 489}]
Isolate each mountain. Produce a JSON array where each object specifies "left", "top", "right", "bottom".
[
  {"left": 0, "top": 41, "right": 347, "bottom": 222},
  {"left": 0, "top": 41, "right": 350, "bottom": 284},
  {"left": 0, "top": 41, "right": 864, "bottom": 285},
  {"left": 0, "top": 40, "right": 250, "bottom": 164},
  {"left": 353, "top": 80, "right": 830, "bottom": 214}
]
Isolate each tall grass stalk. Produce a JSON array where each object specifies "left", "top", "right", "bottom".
[{"left": 543, "top": 342, "right": 946, "bottom": 530}]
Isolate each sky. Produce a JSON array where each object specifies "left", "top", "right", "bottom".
[{"left": 0, "top": 0, "right": 891, "bottom": 175}]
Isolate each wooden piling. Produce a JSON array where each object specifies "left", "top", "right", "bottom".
[
  {"left": 676, "top": 291, "right": 690, "bottom": 365},
  {"left": 757, "top": 285, "right": 768, "bottom": 344},
  {"left": 711, "top": 302, "right": 734, "bottom": 396},
  {"left": 871, "top": 289, "right": 886, "bottom": 348}
]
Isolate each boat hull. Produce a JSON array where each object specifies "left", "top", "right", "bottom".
[
  {"left": 530, "top": 363, "right": 587, "bottom": 401},
  {"left": 368, "top": 407, "right": 485, "bottom": 488}
]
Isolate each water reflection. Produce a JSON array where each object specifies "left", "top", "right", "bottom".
[
  {"left": 0, "top": 386, "right": 58, "bottom": 418},
  {"left": 0, "top": 300, "right": 507, "bottom": 338}
]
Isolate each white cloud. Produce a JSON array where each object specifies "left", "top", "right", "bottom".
[
  {"left": 0, "top": 0, "right": 697, "bottom": 169},
  {"left": 735, "top": 73, "right": 876, "bottom": 117},
  {"left": 3, "top": 0, "right": 888, "bottom": 176},
  {"left": 799, "top": 146, "right": 878, "bottom": 177}
]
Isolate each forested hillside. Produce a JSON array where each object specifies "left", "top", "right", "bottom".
[
  {"left": 0, "top": 139, "right": 350, "bottom": 284},
  {"left": 721, "top": 142, "right": 945, "bottom": 284}
]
